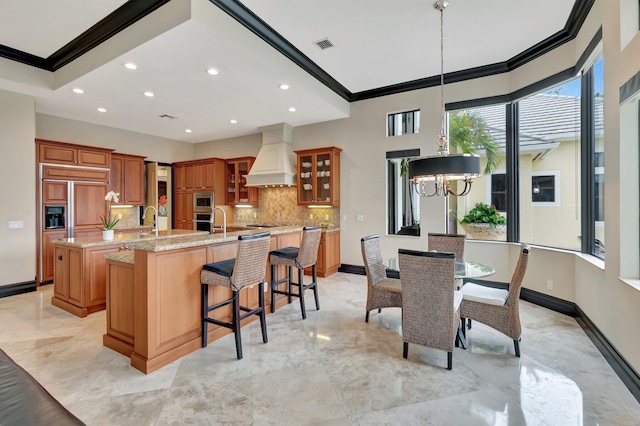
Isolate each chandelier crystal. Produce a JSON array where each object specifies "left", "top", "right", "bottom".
[{"left": 409, "top": 0, "right": 481, "bottom": 197}]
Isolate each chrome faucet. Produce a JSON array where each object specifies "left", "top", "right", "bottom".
[
  {"left": 142, "top": 206, "right": 158, "bottom": 237},
  {"left": 210, "top": 207, "right": 227, "bottom": 237}
]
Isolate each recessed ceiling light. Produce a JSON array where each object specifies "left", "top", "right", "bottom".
[
  {"left": 72, "top": 88, "right": 84, "bottom": 94},
  {"left": 230, "top": 119, "right": 238, "bottom": 124},
  {"left": 206, "top": 68, "right": 219, "bottom": 75},
  {"left": 144, "top": 91, "right": 154, "bottom": 97},
  {"left": 185, "top": 129, "right": 192, "bottom": 133},
  {"left": 288, "top": 107, "right": 296, "bottom": 112},
  {"left": 124, "top": 63, "right": 137, "bottom": 70},
  {"left": 279, "top": 84, "right": 289, "bottom": 90},
  {"left": 97, "top": 107, "right": 107, "bottom": 113}
]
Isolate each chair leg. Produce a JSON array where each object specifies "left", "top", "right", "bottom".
[
  {"left": 365, "top": 310, "right": 370, "bottom": 323},
  {"left": 461, "top": 317, "right": 467, "bottom": 339},
  {"left": 270, "top": 264, "right": 277, "bottom": 313},
  {"left": 201, "top": 284, "right": 209, "bottom": 348},
  {"left": 311, "top": 264, "right": 320, "bottom": 311},
  {"left": 403, "top": 342, "right": 409, "bottom": 359},
  {"left": 514, "top": 339, "right": 521, "bottom": 357},
  {"left": 467, "top": 319, "right": 472, "bottom": 329},
  {"left": 447, "top": 352, "right": 452, "bottom": 370},
  {"left": 232, "top": 291, "right": 243, "bottom": 360},
  {"left": 287, "top": 266, "right": 293, "bottom": 304},
  {"left": 378, "top": 308, "right": 382, "bottom": 313},
  {"left": 258, "top": 283, "right": 268, "bottom": 344},
  {"left": 298, "top": 267, "right": 307, "bottom": 319}
]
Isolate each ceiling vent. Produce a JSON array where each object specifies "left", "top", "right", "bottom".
[
  {"left": 314, "top": 38, "right": 334, "bottom": 50},
  {"left": 159, "top": 114, "right": 177, "bottom": 120}
]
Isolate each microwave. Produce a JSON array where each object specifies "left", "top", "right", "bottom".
[{"left": 194, "top": 192, "right": 214, "bottom": 212}]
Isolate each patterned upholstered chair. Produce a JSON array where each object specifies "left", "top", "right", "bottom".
[
  {"left": 428, "top": 233, "right": 466, "bottom": 289},
  {"left": 399, "top": 249, "right": 462, "bottom": 370},
  {"left": 460, "top": 243, "right": 531, "bottom": 357},
  {"left": 201, "top": 232, "right": 271, "bottom": 360},
  {"left": 361, "top": 235, "right": 402, "bottom": 322},
  {"left": 269, "top": 226, "right": 322, "bottom": 319}
]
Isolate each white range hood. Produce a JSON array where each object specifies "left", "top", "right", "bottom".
[{"left": 245, "top": 123, "right": 297, "bottom": 187}]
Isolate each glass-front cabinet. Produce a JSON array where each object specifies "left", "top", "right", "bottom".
[
  {"left": 295, "top": 147, "right": 341, "bottom": 206},
  {"left": 225, "top": 157, "right": 258, "bottom": 206}
]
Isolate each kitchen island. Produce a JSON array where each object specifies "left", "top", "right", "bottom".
[
  {"left": 103, "top": 226, "right": 303, "bottom": 374},
  {"left": 51, "top": 229, "right": 208, "bottom": 317}
]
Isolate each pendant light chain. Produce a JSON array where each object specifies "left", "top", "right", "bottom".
[{"left": 440, "top": 4, "right": 445, "bottom": 135}]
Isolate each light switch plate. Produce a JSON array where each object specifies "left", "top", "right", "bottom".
[
  {"left": 8, "top": 221, "right": 24, "bottom": 229},
  {"left": 356, "top": 215, "right": 364, "bottom": 222}
]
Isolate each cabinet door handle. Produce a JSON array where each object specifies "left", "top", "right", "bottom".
[{"left": 57, "top": 255, "right": 63, "bottom": 260}]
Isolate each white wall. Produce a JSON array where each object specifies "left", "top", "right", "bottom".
[
  {"left": 36, "top": 113, "right": 193, "bottom": 163},
  {"left": 0, "top": 90, "right": 36, "bottom": 287}
]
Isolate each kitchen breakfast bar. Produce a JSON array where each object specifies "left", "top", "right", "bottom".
[{"left": 98, "top": 226, "right": 304, "bottom": 374}]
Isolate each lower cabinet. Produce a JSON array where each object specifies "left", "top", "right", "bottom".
[
  {"left": 103, "top": 259, "right": 135, "bottom": 357},
  {"left": 306, "top": 230, "right": 341, "bottom": 278},
  {"left": 52, "top": 243, "right": 126, "bottom": 317}
]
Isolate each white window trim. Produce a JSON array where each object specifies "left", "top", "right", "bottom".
[{"left": 532, "top": 170, "right": 561, "bottom": 207}]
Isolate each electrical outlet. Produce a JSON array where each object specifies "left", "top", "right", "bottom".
[
  {"left": 342, "top": 214, "right": 347, "bottom": 221},
  {"left": 8, "top": 221, "right": 23, "bottom": 229},
  {"left": 309, "top": 213, "right": 313, "bottom": 219},
  {"left": 324, "top": 214, "right": 330, "bottom": 221},
  {"left": 117, "top": 213, "right": 123, "bottom": 220},
  {"left": 547, "top": 280, "right": 553, "bottom": 290},
  {"left": 253, "top": 212, "right": 257, "bottom": 219},
  {"left": 356, "top": 215, "right": 364, "bottom": 222}
]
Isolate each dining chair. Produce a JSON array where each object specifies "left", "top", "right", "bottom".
[
  {"left": 460, "top": 243, "right": 531, "bottom": 357},
  {"left": 361, "top": 235, "right": 402, "bottom": 322},
  {"left": 201, "top": 232, "right": 271, "bottom": 360},
  {"left": 398, "top": 248, "right": 462, "bottom": 370},
  {"left": 428, "top": 233, "right": 466, "bottom": 290}
]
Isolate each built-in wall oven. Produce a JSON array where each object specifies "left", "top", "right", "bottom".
[{"left": 194, "top": 213, "right": 212, "bottom": 232}]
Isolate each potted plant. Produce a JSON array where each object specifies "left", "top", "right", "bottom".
[
  {"left": 98, "top": 191, "right": 120, "bottom": 240},
  {"left": 460, "top": 202, "right": 506, "bottom": 240}
]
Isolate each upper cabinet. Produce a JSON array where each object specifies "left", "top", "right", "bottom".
[
  {"left": 173, "top": 158, "right": 226, "bottom": 207},
  {"left": 295, "top": 147, "right": 341, "bottom": 206},
  {"left": 37, "top": 139, "right": 111, "bottom": 168},
  {"left": 225, "top": 157, "right": 259, "bottom": 206},
  {"left": 110, "top": 153, "right": 146, "bottom": 205}
]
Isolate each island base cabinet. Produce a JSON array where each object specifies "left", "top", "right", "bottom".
[
  {"left": 103, "top": 260, "right": 135, "bottom": 357},
  {"left": 305, "top": 231, "right": 341, "bottom": 278},
  {"left": 52, "top": 244, "right": 123, "bottom": 318}
]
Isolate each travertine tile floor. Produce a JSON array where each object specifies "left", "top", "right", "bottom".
[{"left": 1, "top": 272, "right": 640, "bottom": 425}]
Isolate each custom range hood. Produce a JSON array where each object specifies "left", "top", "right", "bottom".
[{"left": 245, "top": 123, "right": 297, "bottom": 187}]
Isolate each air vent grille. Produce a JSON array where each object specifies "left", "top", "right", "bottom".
[
  {"left": 159, "top": 114, "right": 177, "bottom": 120},
  {"left": 314, "top": 38, "right": 334, "bottom": 50}
]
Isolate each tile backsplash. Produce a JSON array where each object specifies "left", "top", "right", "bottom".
[
  {"left": 111, "top": 206, "right": 141, "bottom": 228},
  {"left": 234, "top": 187, "right": 339, "bottom": 227}
]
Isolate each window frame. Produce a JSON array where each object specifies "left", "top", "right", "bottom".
[{"left": 531, "top": 171, "right": 561, "bottom": 207}]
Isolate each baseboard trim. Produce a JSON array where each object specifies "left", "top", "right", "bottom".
[
  {"left": 340, "top": 265, "right": 640, "bottom": 402},
  {"left": 0, "top": 280, "right": 37, "bottom": 298}
]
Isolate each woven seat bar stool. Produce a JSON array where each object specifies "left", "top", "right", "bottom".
[
  {"left": 201, "top": 232, "right": 271, "bottom": 360},
  {"left": 269, "top": 226, "right": 322, "bottom": 319},
  {"left": 361, "top": 235, "right": 402, "bottom": 322}
]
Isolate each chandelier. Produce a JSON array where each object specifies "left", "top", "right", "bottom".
[{"left": 409, "top": 0, "right": 481, "bottom": 197}]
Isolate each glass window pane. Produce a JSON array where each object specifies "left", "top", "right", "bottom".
[
  {"left": 387, "top": 110, "right": 420, "bottom": 137},
  {"left": 449, "top": 105, "right": 507, "bottom": 240},
  {"left": 593, "top": 57, "right": 604, "bottom": 258},
  {"left": 518, "top": 77, "right": 581, "bottom": 250}
]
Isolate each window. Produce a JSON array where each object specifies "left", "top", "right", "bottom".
[
  {"left": 387, "top": 110, "right": 420, "bottom": 137},
  {"left": 387, "top": 150, "right": 420, "bottom": 236},
  {"left": 591, "top": 57, "right": 605, "bottom": 258},
  {"left": 532, "top": 171, "right": 560, "bottom": 206},
  {"left": 490, "top": 173, "right": 507, "bottom": 211}
]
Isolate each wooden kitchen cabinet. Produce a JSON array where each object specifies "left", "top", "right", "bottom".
[
  {"left": 110, "top": 153, "right": 146, "bottom": 205},
  {"left": 37, "top": 139, "right": 111, "bottom": 168},
  {"left": 305, "top": 230, "right": 340, "bottom": 278},
  {"left": 43, "top": 230, "right": 68, "bottom": 282},
  {"left": 174, "top": 191, "right": 194, "bottom": 230},
  {"left": 73, "top": 182, "right": 108, "bottom": 229},
  {"left": 42, "top": 181, "right": 67, "bottom": 204},
  {"left": 225, "top": 157, "right": 258, "bottom": 206},
  {"left": 52, "top": 243, "right": 126, "bottom": 317},
  {"left": 296, "top": 147, "right": 341, "bottom": 206}
]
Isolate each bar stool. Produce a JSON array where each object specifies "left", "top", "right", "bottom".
[
  {"left": 269, "top": 226, "right": 322, "bottom": 319},
  {"left": 201, "top": 232, "right": 271, "bottom": 360}
]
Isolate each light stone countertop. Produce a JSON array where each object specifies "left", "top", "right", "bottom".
[
  {"left": 52, "top": 229, "right": 209, "bottom": 249},
  {"left": 105, "top": 250, "right": 134, "bottom": 264}
]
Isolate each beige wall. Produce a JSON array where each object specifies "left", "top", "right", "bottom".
[
  {"left": 1, "top": 0, "right": 640, "bottom": 373},
  {"left": 0, "top": 90, "right": 36, "bottom": 286}
]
